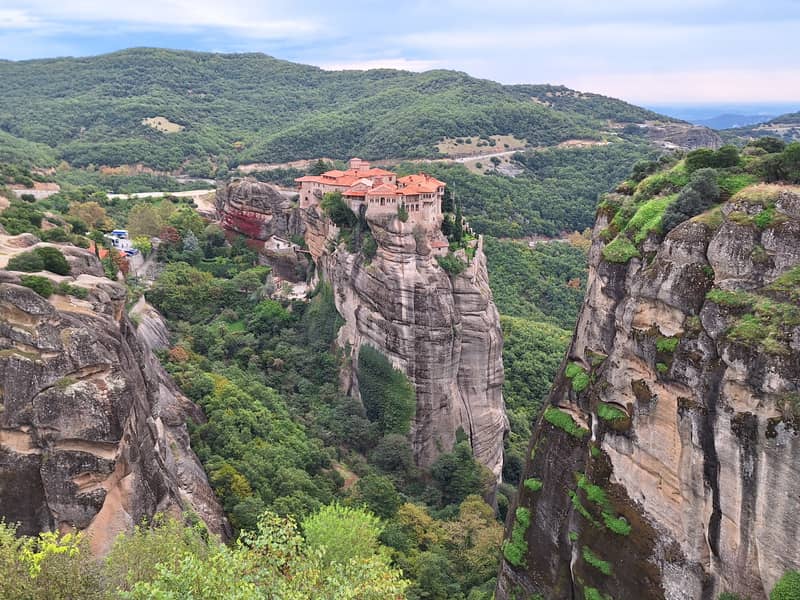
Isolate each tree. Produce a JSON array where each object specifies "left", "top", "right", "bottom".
[
  {"left": 68, "top": 201, "right": 111, "bottom": 229},
  {"left": 127, "top": 204, "right": 163, "bottom": 237},
  {"left": 34, "top": 246, "right": 70, "bottom": 275},
  {"left": 452, "top": 201, "right": 464, "bottom": 243},
  {"left": 302, "top": 504, "right": 383, "bottom": 566},
  {"left": 320, "top": 191, "right": 357, "bottom": 228},
  {"left": 310, "top": 159, "right": 333, "bottom": 175},
  {"left": 353, "top": 474, "right": 402, "bottom": 519},
  {"left": 357, "top": 345, "right": 416, "bottom": 435},
  {"left": 431, "top": 441, "right": 486, "bottom": 507},
  {"left": 132, "top": 235, "right": 152, "bottom": 257}
]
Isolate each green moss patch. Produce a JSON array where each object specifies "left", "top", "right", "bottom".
[
  {"left": 597, "top": 403, "right": 627, "bottom": 423},
  {"left": 655, "top": 335, "right": 679, "bottom": 353},
  {"left": 623, "top": 194, "right": 676, "bottom": 244},
  {"left": 582, "top": 546, "right": 612, "bottom": 575},
  {"left": 503, "top": 507, "right": 531, "bottom": 567},
  {"left": 523, "top": 477, "right": 543, "bottom": 492},
  {"left": 565, "top": 361, "right": 591, "bottom": 392},
  {"left": 601, "top": 235, "right": 640, "bottom": 264},
  {"left": 544, "top": 407, "right": 589, "bottom": 439}
]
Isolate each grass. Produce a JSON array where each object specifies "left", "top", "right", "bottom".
[
  {"left": 544, "top": 407, "right": 589, "bottom": 439},
  {"left": 602, "top": 235, "right": 640, "bottom": 264},
  {"left": 718, "top": 172, "right": 759, "bottom": 196},
  {"left": 768, "top": 266, "right": 800, "bottom": 302},
  {"left": 582, "top": 546, "right": 612, "bottom": 575},
  {"left": 523, "top": 478, "right": 543, "bottom": 492},
  {"left": 576, "top": 474, "right": 631, "bottom": 536},
  {"left": 597, "top": 403, "right": 627, "bottom": 423},
  {"left": 656, "top": 362, "right": 669, "bottom": 374},
  {"left": 584, "top": 586, "right": 613, "bottom": 600},
  {"left": 706, "top": 289, "right": 755, "bottom": 309},
  {"left": 691, "top": 205, "right": 724, "bottom": 229},
  {"left": 623, "top": 194, "right": 675, "bottom": 244},
  {"left": 565, "top": 361, "right": 590, "bottom": 392},
  {"left": 502, "top": 507, "right": 531, "bottom": 567}
]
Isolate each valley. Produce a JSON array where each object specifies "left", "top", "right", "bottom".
[{"left": 0, "top": 46, "right": 798, "bottom": 600}]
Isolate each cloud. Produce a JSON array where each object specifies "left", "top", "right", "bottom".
[
  {"left": 0, "top": 2, "right": 321, "bottom": 38},
  {"left": 0, "top": 9, "right": 45, "bottom": 30}
]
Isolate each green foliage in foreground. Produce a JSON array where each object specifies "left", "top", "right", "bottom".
[
  {"left": 582, "top": 546, "right": 612, "bottom": 575},
  {"left": 771, "top": 571, "right": 800, "bottom": 600},
  {"left": 544, "top": 407, "right": 589, "bottom": 439},
  {"left": 18, "top": 275, "right": 55, "bottom": 298},
  {"left": 0, "top": 509, "right": 408, "bottom": 599},
  {"left": 601, "top": 235, "right": 640, "bottom": 264},
  {"left": 597, "top": 403, "right": 627, "bottom": 423}
]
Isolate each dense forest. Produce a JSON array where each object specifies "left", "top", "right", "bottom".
[
  {"left": 0, "top": 48, "right": 673, "bottom": 171},
  {"left": 395, "top": 140, "right": 656, "bottom": 236}
]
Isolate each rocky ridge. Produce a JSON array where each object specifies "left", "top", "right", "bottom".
[
  {"left": 496, "top": 184, "right": 800, "bottom": 599},
  {"left": 0, "top": 237, "right": 228, "bottom": 553}
]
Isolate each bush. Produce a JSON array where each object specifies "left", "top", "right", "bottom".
[
  {"left": 34, "top": 246, "right": 71, "bottom": 275},
  {"left": 601, "top": 236, "right": 640, "bottom": 264},
  {"left": 502, "top": 507, "right": 531, "bottom": 567},
  {"left": 771, "top": 571, "right": 800, "bottom": 600},
  {"left": 19, "top": 275, "right": 54, "bottom": 297},
  {"left": 40, "top": 227, "right": 69, "bottom": 242},
  {"left": 436, "top": 253, "right": 467, "bottom": 276},
  {"left": 661, "top": 168, "right": 720, "bottom": 233},
  {"left": 7, "top": 250, "right": 44, "bottom": 272},
  {"left": 320, "top": 191, "right": 357, "bottom": 228}
]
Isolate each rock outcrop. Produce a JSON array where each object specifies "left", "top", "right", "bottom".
[
  {"left": 217, "top": 182, "right": 509, "bottom": 479},
  {"left": 313, "top": 211, "right": 507, "bottom": 477},
  {"left": 644, "top": 122, "right": 723, "bottom": 151},
  {"left": 216, "top": 178, "right": 302, "bottom": 241},
  {"left": 496, "top": 184, "right": 800, "bottom": 599},
  {"left": 0, "top": 243, "right": 227, "bottom": 553}
]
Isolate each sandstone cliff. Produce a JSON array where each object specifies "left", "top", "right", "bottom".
[
  {"left": 496, "top": 184, "right": 800, "bottom": 600},
  {"left": 0, "top": 239, "right": 227, "bottom": 553},
  {"left": 217, "top": 182, "right": 509, "bottom": 480}
]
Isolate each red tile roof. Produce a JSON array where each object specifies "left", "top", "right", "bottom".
[{"left": 366, "top": 183, "right": 400, "bottom": 195}]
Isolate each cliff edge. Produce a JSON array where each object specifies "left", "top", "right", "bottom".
[{"left": 496, "top": 182, "right": 800, "bottom": 599}]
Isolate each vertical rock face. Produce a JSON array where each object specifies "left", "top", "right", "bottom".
[
  {"left": 216, "top": 178, "right": 302, "bottom": 240},
  {"left": 0, "top": 249, "right": 227, "bottom": 554},
  {"left": 217, "top": 181, "right": 508, "bottom": 479},
  {"left": 496, "top": 186, "right": 800, "bottom": 600},
  {"left": 306, "top": 207, "right": 508, "bottom": 478}
]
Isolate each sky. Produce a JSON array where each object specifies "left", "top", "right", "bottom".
[{"left": 1, "top": 0, "right": 799, "bottom": 107}]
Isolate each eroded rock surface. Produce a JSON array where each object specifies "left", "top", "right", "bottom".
[
  {"left": 216, "top": 178, "right": 302, "bottom": 240},
  {"left": 0, "top": 248, "right": 227, "bottom": 553},
  {"left": 217, "top": 181, "right": 508, "bottom": 479},
  {"left": 497, "top": 186, "right": 800, "bottom": 599}
]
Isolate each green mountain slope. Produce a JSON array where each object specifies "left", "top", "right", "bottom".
[{"left": 0, "top": 48, "right": 672, "bottom": 170}]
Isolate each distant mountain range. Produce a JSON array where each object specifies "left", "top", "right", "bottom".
[
  {"left": 647, "top": 103, "right": 799, "bottom": 131},
  {"left": 0, "top": 48, "right": 682, "bottom": 171}
]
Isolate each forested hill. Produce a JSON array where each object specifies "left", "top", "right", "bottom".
[
  {"left": 722, "top": 110, "right": 800, "bottom": 144},
  {"left": 0, "top": 47, "right": 673, "bottom": 170}
]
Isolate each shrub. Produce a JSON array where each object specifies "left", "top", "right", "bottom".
[
  {"left": 662, "top": 168, "right": 721, "bottom": 233},
  {"left": 502, "top": 507, "right": 530, "bottom": 567},
  {"left": 582, "top": 546, "right": 612, "bottom": 575},
  {"left": 33, "top": 246, "right": 70, "bottom": 275},
  {"left": 19, "top": 275, "right": 54, "bottom": 298},
  {"left": 436, "top": 253, "right": 467, "bottom": 276},
  {"left": 397, "top": 202, "right": 409, "bottom": 222},
  {"left": 320, "top": 191, "right": 357, "bottom": 228},
  {"left": 523, "top": 478, "right": 543, "bottom": 492},
  {"left": 7, "top": 251, "right": 44, "bottom": 272},
  {"left": 40, "top": 227, "right": 69, "bottom": 242},
  {"left": 656, "top": 336, "right": 680, "bottom": 353},
  {"left": 601, "top": 236, "right": 640, "bottom": 264},
  {"left": 565, "top": 362, "right": 590, "bottom": 392},
  {"left": 597, "top": 403, "right": 627, "bottom": 422},
  {"left": 771, "top": 570, "right": 800, "bottom": 600}
]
